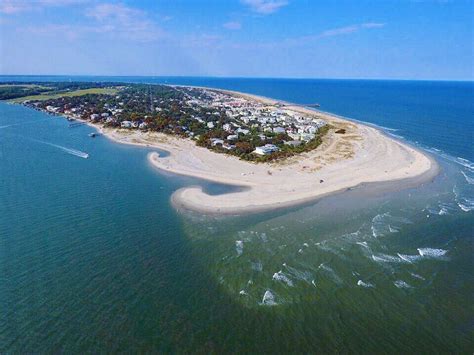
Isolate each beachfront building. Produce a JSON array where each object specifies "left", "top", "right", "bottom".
[{"left": 254, "top": 144, "right": 280, "bottom": 155}]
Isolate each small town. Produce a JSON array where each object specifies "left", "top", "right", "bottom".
[{"left": 8, "top": 82, "right": 329, "bottom": 161}]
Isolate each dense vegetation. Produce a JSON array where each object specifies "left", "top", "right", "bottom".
[{"left": 3, "top": 82, "right": 331, "bottom": 163}]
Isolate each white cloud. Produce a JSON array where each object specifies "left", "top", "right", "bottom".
[
  {"left": 19, "top": 3, "right": 166, "bottom": 43},
  {"left": 241, "top": 0, "right": 288, "bottom": 14},
  {"left": 319, "top": 25, "right": 359, "bottom": 38},
  {"left": 361, "top": 22, "right": 385, "bottom": 29},
  {"left": 223, "top": 21, "right": 242, "bottom": 30},
  {"left": 84, "top": 3, "right": 165, "bottom": 42},
  {"left": 319, "top": 22, "right": 385, "bottom": 38},
  {"left": 0, "top": 0, "right": 87, "bottom": 14}
]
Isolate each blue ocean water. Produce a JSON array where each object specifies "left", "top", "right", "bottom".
[{"left": 0, "top": 77, "right": 473, "bottom": 352}]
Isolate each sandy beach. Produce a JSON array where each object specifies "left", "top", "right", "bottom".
[{"left": 95, "top": 88, "right": 438, "bottom": 214}]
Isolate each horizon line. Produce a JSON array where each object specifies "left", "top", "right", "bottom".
[{"left": 0, "top": 74, "right": 472, "bottom": 83}]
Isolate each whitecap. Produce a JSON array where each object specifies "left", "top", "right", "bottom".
[
  {"left": 235, "top": 240, "right": 244, "bottom": 256},
  {"left": 410, "top": 272, "right": 425, "bottom": 280},
  {"left": 261, "top": 290, "right": 277, "bottom": 306},
  {"left": 371, "top": 253, "right": 404, "bottom": 263},
  {"left": 356, "top": 241, "right": 370, "bottom": 249},
  {"left": 394, "top": 280, "right": 412, "bottom": 289},
  {"left": 371, "top": 212, "right": 412, "bottom": 238},
  {"left": 438, "top": 207, "right": 449, "bottom": 215},
  {"left": 389, "top": 225, "right": 400, "bottom": 233},
  {"left": 456, "top": 157, "right": 474, "bottom": 171},
  {"left": 272, "top": 271, "right": 293, "bottom": 286},
  {"left": 397, "top": 253, "right": 422, "bottom": 263},
  {"left": 357, "top": 280, "right": 375, "bottom": 288},
  {"left": 417, "top": 248, "right": 447, "bottom": 258},
  {"left": 461, "top": 170, "right": 474, "bottom": 184},
  {"left": 283, "top": 264, "right": 313, "bottom": 283}
]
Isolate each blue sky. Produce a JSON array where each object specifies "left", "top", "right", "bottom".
[{"left": 0, "top": 0, "right": 472, "bottom": 80}]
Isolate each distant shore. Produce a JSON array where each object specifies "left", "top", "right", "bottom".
[{"left": 89, "top": 87, "right": 438, "bottom": 214}]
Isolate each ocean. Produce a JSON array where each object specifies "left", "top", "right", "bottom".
[{"left": 0, "top": 77, "right": 472, "bottom": 352}]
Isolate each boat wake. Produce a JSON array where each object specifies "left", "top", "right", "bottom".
[{"left": 31, "top": 139, "right": 89, "bottom": 159}]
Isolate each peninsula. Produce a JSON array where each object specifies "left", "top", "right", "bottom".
[{"left": 1, "top": 82, "right": 437, "bottom": 213}]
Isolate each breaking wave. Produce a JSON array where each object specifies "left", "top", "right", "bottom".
[
  {"left": 394, "top": 280, "right": 412, "bottom": 289},
  {"left": 461, "top": 170, "right": 474, "bottom": 185},
  {"left": 417, "top": 248, "right": 447, "bottom": 258},
  {"left": 453, "top": 185, "right": 474, "bottom": 212},
  {"left": 261, "top": 290, "right": 277, "bottom": 306},
  {"left": 397, "top": 253, "right": 423, "bottom": 263},
  {"left": 371, "top": 212, "right": 412, "bottom": 238},
  {"left": 283, "top": 263, "right": 313, "bottom": 283},
  {"left": 357, "top": 280, "right": 375, "bottom": 288},
  {"left": 235, "top": 240, "right": 244, "bottom": 256},
  {"left": 272, "top": 271, "right": 293, "bottom": 286}
]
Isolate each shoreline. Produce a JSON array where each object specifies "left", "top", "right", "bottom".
[
  {"left": 96, "top": 87, "right": 438, "bottom": 214},
  {"left": 12, "top": 86, "right": 439, "bottom": 214}
]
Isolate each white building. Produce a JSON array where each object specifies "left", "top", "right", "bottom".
[
  {"left": 223, "top": 123, "right": 232, "bottom": 132},
  {"left": 300, "top": 133, "right": 315, "bottom": 142},
  {"left": 211, "top": 138, "right": 224, "bottom": 146},
  {"left": 90, "top": 113, "right": 100, "bottom": 121},
  {"left": 121, "top": 121, "right": 132, "bottom": 128},
  {"left": 236, "top": 128, "right": 250, "bottom": 135},
  {"left": 207, "top": 122, "right": 215, "bottom": 129},
  {"left": 254, "top": 144, "right": 280, "bottom": 155}
]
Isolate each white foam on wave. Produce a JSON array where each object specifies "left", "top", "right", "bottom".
[
  {"left": 424, "top": 147, "right": 474, "bottom": 172},
  {"left": 417, "top": 248, "right": 447, "bottom": 258},
  {"left": 372, "top": 253, "right": 405, "bottom": 264},
  {"left": 235, "top": 240, "right": 244, "bottom": 256},
  {"left": 371, "top": 213, "right": 412, "bottom": 238},
  {"left": 389, "top": 225, "right": 400, "bottom": 233},
  {"left": 461, "top": 170, "right": 474, "bottom": 185},
  {"left": 261, "top": 290, "right": 277, "bottom": 306},
  {"left": 453, "top": 186, "right": 474, "bottom": 212},
  {"left": 272, "top": 271, "right": 293, "bottom": 286},
  {"left": 410, "top": 272, "right": 425, "bottom": 280},
  {"left": 283, "top": 263, "right": 313, "bottom": 283},
  {"left": 456, "top": 157, "right": 474, "bottom": 171},
  {"left": 387, "top": 132, "right": 405, "bottom": 140},
  {"left": 397, "top": 253, "right": 422, "bottom": 263},
  {"left": 394, "top": 280, "right": 412, "bottom": 289},
  {"left": 317, "top": 263, "right": 343, "bottom": 284},
  {"left": 357, "top": 280, "right": 375, "bottom": 288}
]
